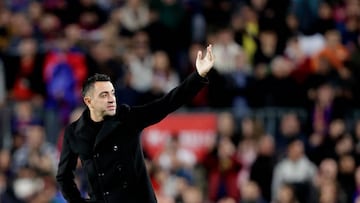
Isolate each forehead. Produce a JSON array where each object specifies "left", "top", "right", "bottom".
[{"left": 93, "top": 81, "right": 114, "bottom": 93}]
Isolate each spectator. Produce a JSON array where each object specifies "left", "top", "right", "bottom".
[
  {"left": 250, "top": 135, "right": 276, "bottom": 202},
  {"left": 239, "top": 180, "right": 267, "bottom": 203},
  {"left": 63, "top": 24, "right": 87, "bottom": 52},
  {"left": 37, "top": 13, "right": 61, "bottom": 46},
  {"left": 12, "top": 124, "right": 58, "bottom": 175},
  {"left": 42, "top": 35, "right": 88, "bottom": 129},
  {"left": 238, "top": 116, "right": 264, "bottom": 142},
  {"left": 181, "top": 186, "right": 204, "bottom": 203},
  {"left": 0, "top": 149, "right": 12, "bottom": 177},
  {"left": 285, "top": 37, "right": 312, "bottom": 84},
  {"left": 318, "top": 180, "right": 345, "bottom": 203},
  {"left": 272, "top": 138, "right": 317, "bottom": 203},
  {"left": 150, "top": 50, "right": 179, "bottom": 93},
  {"left": 10, "top": 101, "right": 42, "bottom": 138},
  {"left": 273, "top": 184, "right": 299, "bottom": 203},
  {"left": 310, "top": 2, "right": 336, "bottom": 35},
  {"left": 0, "top": 7, "right": 12, "bottom": 51},
  {"left": 313, "top": 158, "right": 347, "bottom": 203},
  {"left": 236, "top": 132, "right": 258, "bottom": 188},
  {"left": 230, "top": 50, "right": 253, "bottom": 115},
  {"left": 136, "top": 50, "right": 180, "bottom": 104},
  {"left": 253, "top": 30, "right": 279, "bottom": 66},
  {"left": 236, "top": 116, "right": 263, "bottom": 185},
  {"left": 124, "top": 31, "right": 153, "bottom": 93},
  {"left": 87, "top": 41, "right": 125, "bottom": 84},
  {"left": 311, "top": 29, "right": 349, "bottom": 72},
  {"left": 12, "top": 167, "right": 44, "bottom": 203},
  {"left": 232, "top": 5, "right": 258, "bottom": 64},
  {"left": 266, "top": 56, "right": 302, "bottom": 107},
  {"left": 118, "top": 0, "right": 150, "bottom": 35},
  {"left": 275, "top": 112, "right": 306, "bottom": 159},
  {"left": 289, "top": 0, "right": 320, "bottom": 34},
  {"left": 337, "top": 16, "right": 358, "bottom": 49},
  {"left": 148, "top": 0, "right": 188, "bottom": 59},
  {"left": 204, "top": 136, "right": 241, "bottom": 202},
  {"left": 5, "top": 12, "right": 34, "bottom": 56},
  {"left": 72, "top": 0, "right": 108, "bottom": 31},
  {"left": 337, "top": 154, "right": 356, "bottom": 203},
  {"left": 157, "top": 135, "right": 197, "bottom": 176},
  {"left": 307, "top": 118, "right": 348, "bottom": 165},
  {"left": 307, "top": 82, "right": 344, "bottom": 137},
  {"left": 4, "top": 38, "right": 45, "bottom": 102},
  {"left": 212, "top": 27, "right": 243, "bottom": 74},
  {"left": 216, "top": 111, "right": 239, "bottom": 146},
  {"left": 245, "top": 62, "right": 270, "bottom": 108}
]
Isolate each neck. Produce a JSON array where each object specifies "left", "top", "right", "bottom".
[{"left": 90, "top": 111, "right": 104, "bottom": 122}]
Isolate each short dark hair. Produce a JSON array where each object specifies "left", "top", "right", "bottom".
[{"left": 82, "top": 73, "right": 111, "bottom": 97}]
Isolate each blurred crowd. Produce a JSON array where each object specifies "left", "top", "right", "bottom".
[{"left": 0, "top": 0, "right": 360, "bottom": 202}]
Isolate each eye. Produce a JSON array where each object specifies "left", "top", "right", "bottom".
[{"left": 100, "top": 93, "right": 108, "bottom": 98}]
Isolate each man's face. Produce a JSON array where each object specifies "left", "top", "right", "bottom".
[
  {"left": 287, "top": 140, "right": 304, "bottom": 161},
  {"left": 86, "top": 81, "right": 117, "bottom": 118}
]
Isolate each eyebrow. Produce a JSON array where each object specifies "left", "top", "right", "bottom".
[{"left": 98, "top": 89, "right": 115, "bottom": 96}]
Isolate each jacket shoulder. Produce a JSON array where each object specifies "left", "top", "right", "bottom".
[
  {"left": 118, "top": 104, "right": 131, "bottom": 113},
  {"left": 64, "top": 121, "right": 78, "bottom": 139},
  {"left": 115, "top": 104, "right": 131, "bottom": 120}
]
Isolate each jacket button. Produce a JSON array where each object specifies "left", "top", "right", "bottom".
[
  {"left": 113, "top": 145, "right": 118, "bottom": 151},
  {"left": 122, "top": 182, "right": 128, "bottom": 189}
]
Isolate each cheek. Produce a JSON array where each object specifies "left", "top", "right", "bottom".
[
  {"left": 98, "top": 100, "right": 107, "bottom": 107},
  {"left": 92, "top": 99, "right": 105, "bottom": 108}
]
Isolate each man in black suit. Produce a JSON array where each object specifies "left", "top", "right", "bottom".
[{"left": 56, "top": 45, "right": 215, "bottom": 203}]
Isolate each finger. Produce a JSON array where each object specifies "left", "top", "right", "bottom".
[
  {"left": 205, "top": 44, "right": 212, "bottom": 60},
  {"left": 197, "top": 50, "right": 202, "bottom": 60}
]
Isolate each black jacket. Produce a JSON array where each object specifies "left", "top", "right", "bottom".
[{"left": 56, "top": 72, "right": 208, "bottom": 203}]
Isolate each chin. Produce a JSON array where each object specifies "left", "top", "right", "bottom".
[{"left": 107, "top": 110, "right": 116, "bottom": 116}]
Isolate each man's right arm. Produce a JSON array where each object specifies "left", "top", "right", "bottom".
[{"left": 56, "top": 126, "right": 86, "bottom": 203}]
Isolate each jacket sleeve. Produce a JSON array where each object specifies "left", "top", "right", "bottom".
[
  {"left": 128, "top": 71, "right": 208, "bottom": 129},
  {"left": 56, "top": 126, "right": 86, "bottom": 203}
]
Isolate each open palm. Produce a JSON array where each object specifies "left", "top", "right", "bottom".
[{"left": 196, "top": 44, "right": 215, "bottom": 77}]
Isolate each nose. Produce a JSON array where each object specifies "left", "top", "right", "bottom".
[{"left": 108, "top": 95, "right": 116, "bottom": 103}]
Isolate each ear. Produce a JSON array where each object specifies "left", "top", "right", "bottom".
[{"left": 83, "top": 96, "right": 91, "bottom": 107}]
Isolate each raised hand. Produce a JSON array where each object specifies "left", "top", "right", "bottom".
[{"left": 196, "top": 44, "right": 215, "bottom": 77}]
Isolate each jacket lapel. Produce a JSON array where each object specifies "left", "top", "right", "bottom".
[
  {"left": 75, "top": 110, "right": 95, "bottom": 141},
  {"left": 73, "top": 110, "right": 97, "bottom": 157},
  {"left": 75, "top": 109, "right": 122, "bottom": 150},
  {"left": 94, "top": 120, "right": 121, "bottom": 149}
]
